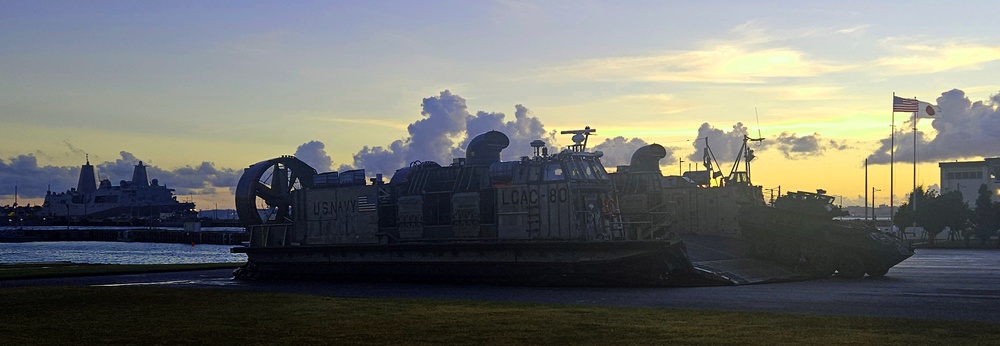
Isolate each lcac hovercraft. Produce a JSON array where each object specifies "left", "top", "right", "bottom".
[{"left": 231, "top": 128, "right": 697, "bottom": 286}]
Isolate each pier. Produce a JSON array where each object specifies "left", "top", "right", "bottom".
[{"left": 1, "top": 226, "right": 247, "bottom": 245}]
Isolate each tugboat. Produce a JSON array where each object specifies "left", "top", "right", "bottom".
[{"left": 231, "top": 128, "right": 697, "bottom": 286}]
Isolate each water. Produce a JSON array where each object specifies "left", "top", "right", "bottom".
[
  {"left": 0, "top": 241, "right": 247, "bottom": 265},
  {"left": 0, "top": 226, "right": 245, "bottom": 232}
]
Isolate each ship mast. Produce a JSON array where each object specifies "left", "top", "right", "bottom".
[
  {"left": 727, "top": 135, "right": 764, "bottom": 186},
  {"left": 560, "top": 126, "right": 596, "bottom": 152}
]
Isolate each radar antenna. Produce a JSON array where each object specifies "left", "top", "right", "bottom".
[{"left": 559, "top": 126, "right": 596, "bottom": 152}]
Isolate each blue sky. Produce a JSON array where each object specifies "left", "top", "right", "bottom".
[{"left": 3, "top": 1, "right": 1000, "bottom": 208}]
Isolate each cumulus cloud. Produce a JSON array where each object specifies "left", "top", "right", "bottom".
[
  {"left": 96, "top": 151, "right": 145, "bottom": 184},
  {"left": 773, "top": 132, "right": 852, "bottom": 159},
  {"left": 687, "top": 123, "right": 850, "bottom": 169},
  {"left": 346, "top": 90, "right": 559, "bottom": 176},
  {"left": 142, "top": 160, "right": 243, "bottom": 196},
  {"left": 0, "top": 151, "right": 243, "bottom": 200},
  {"left": 868, "top": 89, "right": 1000, "bottom": 164},
  {"left": 408, "top": 90, "right": 472, "bottom": 162},
  {"left": 458, "top": 104, "right": 557, "bottom": 160},
  {"left": 592, "top": 136, "right": 676, "bottom": 169},
  {"left": 687, "top": 122, "right": 754, "bottom": 170},
  {"left": 346, "top": 90, "right": 471, "bottom": 175},
  {"left": 294, "top": 140, "right": 333, "bottom": 172},
  {"left": 0, "top": 155, "right": 77, "bottom": 203}
]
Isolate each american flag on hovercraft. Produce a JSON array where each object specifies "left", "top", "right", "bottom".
[{"left": 357, "top": 195, "right": 377, "bottom": 212}]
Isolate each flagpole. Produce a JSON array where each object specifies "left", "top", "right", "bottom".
[
  {"left": 890, "top": 93, "right": 895, "bottom": 227},
  {"left": 913, "top": 107, "right": 917, "bottom": 215}
]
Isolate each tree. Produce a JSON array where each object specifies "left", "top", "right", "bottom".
[
  {"left": 932, "top": 190, "right": 970, "bottom": 244},
  {"left": 894, "top": 186, "right": 929, "bottom": 242},
  {"left": 971, "top": 183, "right": 1000, "bottom": 247},
  {"left": 894, "top": 186, "right": 969, "bottom": 247}
]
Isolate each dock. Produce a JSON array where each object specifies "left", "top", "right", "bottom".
[{"left": 0, "top": 226, "right": 247, "bottom": 245}]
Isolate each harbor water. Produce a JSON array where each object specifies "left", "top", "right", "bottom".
[{"left": 0, "top": 241, "right": 247, "bottom": 265}]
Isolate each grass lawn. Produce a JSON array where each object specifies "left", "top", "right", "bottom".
[
  {"left": 0, "top": 262, "right": 242, "bottom": 280},
  {"left": 2, "top": 286, "right": 998, "bottom": 345}
]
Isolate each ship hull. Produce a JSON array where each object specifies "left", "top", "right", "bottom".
[{"left": 232, "top": 240, "right": 704, "bottom": 286}]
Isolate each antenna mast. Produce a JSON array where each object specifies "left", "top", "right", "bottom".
[
  {"left": 559, "top": 126, "right": 597, "bottom": 152},
  {"left": 755, "top": 107, "right": 763, "bottom": 143}
]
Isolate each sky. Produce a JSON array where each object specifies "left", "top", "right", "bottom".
[{"left": 3, "top": 1, "right": 1000, "bottom": 210}]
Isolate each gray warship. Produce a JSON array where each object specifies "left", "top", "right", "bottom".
[{"left": 42, "top": 158, "right": 196, "bottom": 224}]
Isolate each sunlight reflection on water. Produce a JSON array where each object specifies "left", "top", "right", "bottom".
[{"left": 0, "top": 241, "right": 246, "bottom": 264}]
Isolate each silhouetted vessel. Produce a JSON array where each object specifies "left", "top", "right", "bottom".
[
  {"left": 232, "top": 128, "right": 698, "bottom": 286},
  {"left": 42, "top": 158, "right": 196, "bottom": 224}
]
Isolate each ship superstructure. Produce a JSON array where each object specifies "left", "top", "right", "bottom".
[{"left": 42, "top": 159, "right": 196, "bottom": 223}]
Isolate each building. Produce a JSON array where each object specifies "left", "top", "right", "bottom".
[{"left": 939, "top": 157, "right": 1000, "bottom": 206}]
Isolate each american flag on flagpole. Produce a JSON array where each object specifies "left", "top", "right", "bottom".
[{"left": 892, "top": 96, "right": 918, "bottom": 112}]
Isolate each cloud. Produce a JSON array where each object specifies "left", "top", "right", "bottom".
[
  {"left": 868, "top": 89, "right": 1000, "bottom": 164},
  {"left": 62, "top": 141, "right": 88, "bottom": 158},
  {"left": 0, "top": 155, "right": 77, "bottom": 203},
  {"left": 458, "top": 104, "right": 557, "bottom": 160},
  {"left": 687, "top": 122, "right": 753, "bottom": 171},
  {"left": 96, "top": 152, "right": 243, "bottom": 196},
  {"left": 349, "top": 140, "right": 407, "bottom": 177},
  {"left": 294, "top": 140, "right": 333, "bottom": 172},
  {"left": 877, "top": 44, "right": 1000, "bottom": 75},
  {"left": 773, "top": 132, "right": 852, "bottom": 159},
  {"left": 743, "top": 84, "right": 847, "bottom": 101},
  {"left": 688, "top": 123, "right": 849, "bottom": 168},
  {"left": 318, "top": 117, "right": 409, "bottom": 130},
  {"left": 543, "top": 46, "right": 848, "bottom": 84},
  {"left": 0, "top": 152, "right": 243, "bottom": 200},
  {"left": 347, "top": 90, "right": 559, "bottom": 176},
  {"left": 592, "top": 136, "right": 675, "bottom": 169},
  {"left": 537, "top": 26, "right": 1000, "bottom": 86},
  {"left": 95, "top": 151, "right": 145, "bottom": 185},
  {"left": 345, "top": 90, "right": 471, "bottom": 175},
  {"left": 837, "top": 25, "right": 871, "bottom": 35}
]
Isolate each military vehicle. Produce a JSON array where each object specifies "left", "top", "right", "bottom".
[
  {"left": 610, "top": 140, "right": 797, "bottom": 284},
  {"left": 231, "top": 128, "right": 697, "bottom": 286},
  {"left": 613, "top": 136, "right": 912, "bottom": 283},
  {"left": 738, "top": 190, "right": 914, "bottom": 278}
]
